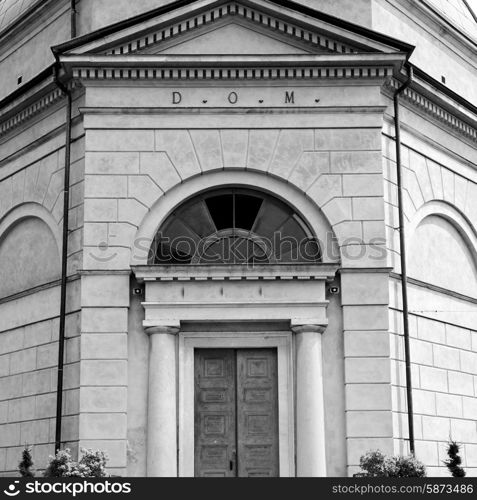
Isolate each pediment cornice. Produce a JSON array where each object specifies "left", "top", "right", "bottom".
[
  {"left": 97, "top": 2, "right": 365, "bottom": 57},
  {"left": 53, "top": 0, "right": 411, "bottom": 87},
  {"left": 62, "top": 53, "right": 404, "bottom": 83},
  {"left": 53, "top": 0, "right": 413, "bottom": 58},
  {"left": 2, "top": 0, "right": 476, "bottom": 146}
]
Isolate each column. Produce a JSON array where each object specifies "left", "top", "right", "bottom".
[
  {"left": 145, "top": 324, "right": 180, "bottom": 477},
  {"left": 292, "top": 323, "right": 327, "bottom": 477}
]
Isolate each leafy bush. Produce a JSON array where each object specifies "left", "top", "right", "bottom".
[
  {"left": 355, "top": 450, "right": 426, "bottom": 477},
  {"left": 444, "top": 441, "right": 466, "bottom": 477},
  {"left": 355, "top": 450, "right": 388, "bottom": 477},
  {"left": 18, "top": 446, "right": 35, "bottom": 477},
  {"left": 44, "top": 449, "right": 76, "bottom": 477},
  {"left": 392, "top": 454, "right": 427, "bottom": 477},
  {"left": 44, "top": 448, "right": 109, "bottom": 478},
  {"left": 73, "top": 449, "right": 108, "bottom": 478}
]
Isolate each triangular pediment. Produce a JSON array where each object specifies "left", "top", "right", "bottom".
[
  {"left": 54, "top": 0, "right": 413, "bottom": 59},
  {"left": 143, "top": 21, "right": 315, "bottom": 55}
]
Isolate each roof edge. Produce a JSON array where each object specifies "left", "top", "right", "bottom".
[
  {"left": 266, "top": 0, "right": 415, "bottom": 54},
  {"left": 409, "top": 63, "right": 477, "bottom": 117},
  {"left": 0, "top": 65, "right": 55, "bottom": 110},
  {"left": 0, "top": 0, "right": 59, "bottom": 41},
  {"left": 51, "top": 0, "right": 415, "bottom": 56},
  {"left": 51, "top": 0, "right": 196, "bottom": 55}
]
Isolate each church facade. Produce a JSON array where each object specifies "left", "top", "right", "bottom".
[{"left": 0, "top": 0, "right": 476, "bottom": 477}]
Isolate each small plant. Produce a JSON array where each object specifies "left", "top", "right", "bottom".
[
  {"left": 44, "top": 449, "right": 75, "bottom": 477},
  {"left": 444, "top": 441, "right": 466, "bottom": 477},
  {"left": 44, "top": 448, "right": 109, "bottom": 478},
  {"left": 355, "top": 450, "right": 426, "bottom": 477},
  {"left": 72, "top": 449, "right": 108, "bottom": 478},
  {"left": 355, "top": 450, "right": 388, "bottom": 477},
  {"left": 18, "top": 446, "right": 35, "bottom": 477},
  {"left": 392, "top": 454, "right": 427, "bottom": 477}
]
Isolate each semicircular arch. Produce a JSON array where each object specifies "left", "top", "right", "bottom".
[{"left": 131, "top": 170, "right": 340, "bottom": 265}]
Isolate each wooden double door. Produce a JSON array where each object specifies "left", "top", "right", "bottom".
[{"left": 194, "top": 348, "right": 279, "bottom": 477}]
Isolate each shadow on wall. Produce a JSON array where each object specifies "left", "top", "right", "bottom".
[
  {"left": 0, "top": 217, "right": 61, "bottom": 299},
  {"left": 408, "top": 214, "right": 477, "bottom": 299}
]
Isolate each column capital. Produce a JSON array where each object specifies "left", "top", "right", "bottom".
[
  {"left": 145, "top": 322, "right": 180, "bottom": 336},
  {"left": 291, "top": 322, "right": 326, "bottom": 335}
]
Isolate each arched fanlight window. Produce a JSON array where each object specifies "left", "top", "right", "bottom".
[{"left": 149, "top": 188, "right": 321, "bottom": 264}]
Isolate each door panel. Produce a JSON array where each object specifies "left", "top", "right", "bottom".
[
  {"left": 236, "top": 349, "right": 279, "bottom": 477},
  {"left": 194, "top": 349, "right": 236, "bottom": 477},
  {"left": 194, "top": 348, "right": 279, "bottom": 477}
]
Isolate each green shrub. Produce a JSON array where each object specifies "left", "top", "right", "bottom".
[
  {"left": 355, "top": 450, "right": 388, "bottom": 477},
  {"left": 355, "top": 450, "right": 426, "bottom": 477},
  {"left": 444, "top": 441, "right": 466, "bottom": 477},
  {"left": 392, "top": 454, "right": 427, "bottom": 477},
  {"left": 44, "top": 448, "right": 109, "bottom": 478},
  {"left": 44, "top": 449, "right": 75, "bottom": 477},
  {"left": 73, "top": 449, "right": 108, "bottom": 478},
  {"left": 18, "top": 446, "right": 35, "bottom": 477}
]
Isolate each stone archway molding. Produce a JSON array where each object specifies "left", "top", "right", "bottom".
[
  {"left": 406, "top": 200, "right": 477, "bottom": 265},
  {"left": 0, "top": 202, "right": 62, "bottom": 253},
  {"left": 131, "top": 169, "right": 340, "bottom": 266}
]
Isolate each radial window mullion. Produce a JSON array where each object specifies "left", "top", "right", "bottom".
[
  {"left": 250, "top": 198, "right": 266, "bottom": 234},
  {"left": 202, "top": 199, "right": 218, "bottom": 234},
  {"left": 233, "top": 192, "right": 236, "bottom": 233},
  {"left": 149, "top": 187, "right": 321, "bottom": 264}
]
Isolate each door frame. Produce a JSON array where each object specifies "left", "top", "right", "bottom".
[{"left": 178, "top": 330, "right": 295, "bottom": 477}]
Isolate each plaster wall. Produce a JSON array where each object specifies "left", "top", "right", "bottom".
[
  {"left": 79, "top": 74, "right": 392, "bottom": 475},
  {"left": 125, "top": 277, "right": 348, "bottom": 477},
  {"left": 0, "top": 0, "right": 70, "bottom": 102},
  {"left": 0, "top": 0, "right": 475, "bottom": 478},
  {"left": 0, "top": 92, "right": 86, "bottom": 278},
  {"left": 382, "top": 98, "right": 477, "bottom": 476},
  {"left": 0, "top": 91, "right": 85, "bottom": 474},
  {"left": 389, "top": 290, "right": 477, "bottom": 477},
  {"left": 0, "top": 0, "right": 371, "bottom": 98},
  {"left": 1, "top": 0, "right": 476, "bottom": 107},
  {"left": 77, "top": 0, "right": 372, "bottom": 33},
  {"left": 0, "top": 283, "right": 81, "bottom": 476},
  {"left": 373, "top": 0, "right": 477, "bottom": 105},
  {"left": 0, "top": 218, "right": 61, "bottom": 298},
  {"left": 322, "top": 288, "right": 347, "bottom": 476}
]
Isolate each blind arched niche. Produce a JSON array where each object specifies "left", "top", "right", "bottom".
[{"left": 148, "top": 187, "right": 321, "bottom": 265}]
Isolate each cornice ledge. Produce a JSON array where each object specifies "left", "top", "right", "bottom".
[
  {"left": 131, "top": 263, "right": 340, "bottom": 282},
  {"left": 61, "top": 53, "right": 405, "bottom": 66},
  {"left": 62, "top": 53, "right": 404, "bottom": 83},
  {"left": 0, "top": 87, "right": 63, "bottom": 139},
  {"left": 0, "top": 82, "right": 80, "bottom": 140},
  {"left": 339, "top": 267, "right": 393, "bottom": 274},
  {"left": 384, "top": 79, "right": 477, "bottom": 144}
]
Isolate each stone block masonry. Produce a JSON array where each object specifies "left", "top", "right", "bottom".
[
  {"left": 83, "top": 125, "right": 386, "bottom": 272},
  {"left": 78, "top": 274, "right": 130, "bottom": 472},
  {"left": 0, "top": 311, "right": 80, "bottom": 474},
  {"left": 390, "top": 311, "right": 477, "bottom": 476}
]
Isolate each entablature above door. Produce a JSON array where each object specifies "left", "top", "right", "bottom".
[{"left": 132, "top": 263, "right": 339, "bottom": 327}]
